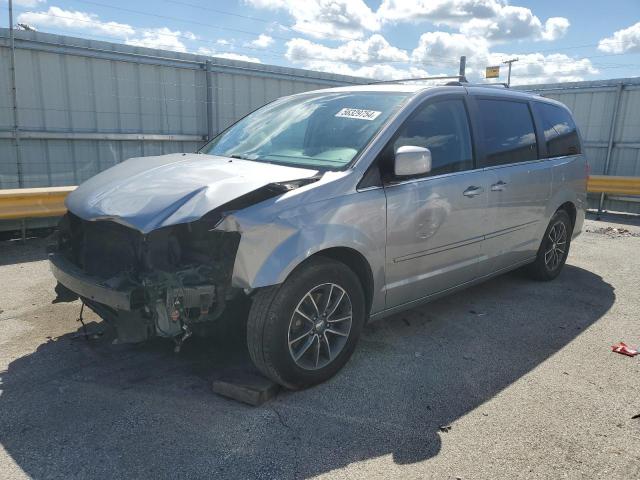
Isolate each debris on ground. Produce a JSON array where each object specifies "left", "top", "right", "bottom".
[
  {"left": 611, "top": 342, "right": 638, "bottom": 357},
  {"left": 586, "top": 226, "right": 640, "bottom": 238}
]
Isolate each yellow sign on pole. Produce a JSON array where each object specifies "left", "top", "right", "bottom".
[{"left": 486, "top": 66, "right": 500, "bottom": 79}]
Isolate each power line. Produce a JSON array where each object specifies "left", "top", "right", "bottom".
[
  {"left": 65, "top": 0, "right": 306, "bottom": 44},
  {"left": 5, "top": 10, "right": 465, "bottom": 68},
  {"left": 12, "top": 9, "right": 639, "bottom": 71},
  {"left": 44, "top": 0, "right": 640, "bottom": 59},
  {"left": 8, "top": 4, "right": 640, "bottom": 78},
  {"left": 149, "top": 0, "right": 640, "bottom": 54}
]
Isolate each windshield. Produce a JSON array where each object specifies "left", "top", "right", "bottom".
[{"left": 199, "top": 92, "right": 409, "bottom": 169}]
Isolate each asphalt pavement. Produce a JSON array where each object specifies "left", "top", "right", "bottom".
[{"left": 1, "top": 213, "right": 639, "bottom": 479}]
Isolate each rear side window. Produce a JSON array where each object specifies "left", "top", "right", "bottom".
[
  {"left": 477, "top": 99, "right": 538, "bottom": 166},
  {"left": 390, "top": 99, "right": 474, "bottom": 177},
  {"left": 533, "top": 102, "right": 581, "bottom": 157}
]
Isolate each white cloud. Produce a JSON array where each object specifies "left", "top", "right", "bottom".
[
  {"left": 303, "top": 60, "right": 429, "bottom": 80},
  {"left": 245, "top": 0, "right": 379, "bottom": 39},
  {"left": 217, "top": 39, "right": 232, "bottom": 46},
  {"left": 16, "top": 6, "right": 200, "bottom": 53},
  {"left": 411, "top": 31, "right": 490, "bottom": 69},
  {"left": 126, "top": 27, "right": 194, "bottom": 52},
  {"left": 598, "top": 22, "right": 640, "bottom": 53},
  {"left": 18, "top": 6, "right": 135, "bottom": 38},
  {"left": 284, "top": 28, "right": 597, "bottom": 84},
  {"left": 216, "top": 52, "right": 262, "bottom": 63},
  {"left": 541, "top": 17, "right": 570, "bottom": 41},
  {"left": 196, "top": 47, "right": 261, "bottom": 63},
  {"left": 286, "top": 34, "right": 408, "bottom": 64},
  {"left": 409, "top": 31, "right": 596, "bottom": 85},
  {"left": 250, "top": 34, "right": 274, "bottom": 48},
  {"left": 459, "top": 6, "right": 569, "bottom": 42},
  {"left": 283, "top": 33, "right": 434, "bottom": 80},
  {"left": 377, "top": 0, "right": 501, "bottom": 25},
  {"left": 378, "top": 0, "right": 568, "bottom": 42}
]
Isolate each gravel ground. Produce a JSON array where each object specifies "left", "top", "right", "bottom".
[{"left": 1, "top": 213, "right": 639, "bottom": 480}]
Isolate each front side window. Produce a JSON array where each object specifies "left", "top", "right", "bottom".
[
  {"left": 199, "top": 92, "right": 409, "bottom": 170},
  {"left": 478, "top": 99, "right": 538, "bottom": 166},
  {"left": 533, "top": 102, "right": 581, "bottom": 158},
  {"left": 382, "top": 99, "right": 474, "bottom": 179}
]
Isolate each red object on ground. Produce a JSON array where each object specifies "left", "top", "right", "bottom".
[{"left": 611, "top": 342, "right": 638, "bottom": 357}]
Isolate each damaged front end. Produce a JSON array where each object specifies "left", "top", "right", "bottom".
[{"left": 50, "top": 211, "right": 241, "bottom": 349}]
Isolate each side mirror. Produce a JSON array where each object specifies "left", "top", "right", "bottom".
[{"left": 394, "top": 145, "right": 432, "bottom": 177}]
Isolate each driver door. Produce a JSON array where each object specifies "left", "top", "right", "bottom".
[{"left": 383, "top": 96, "right": 490, "bottom": 308}]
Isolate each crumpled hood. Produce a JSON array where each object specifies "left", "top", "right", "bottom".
[{"left": 66, "top": 153, "right": 319, "bottom": 233}]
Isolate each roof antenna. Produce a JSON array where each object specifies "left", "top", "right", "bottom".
[{"left": 459, "top": 56, "right": 468, "bottom": 83}]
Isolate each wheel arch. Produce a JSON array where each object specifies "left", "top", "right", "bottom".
[
  {"left": 557, "top": 201, "right": 577, "bottom": 228},
  {"left": 309, "top": 247, "right": 375, "bottom": 318}
]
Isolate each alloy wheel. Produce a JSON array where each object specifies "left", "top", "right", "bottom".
[
  {"left": 287, "top": 283, "right": 353, "bottom": 370},
  {"left": 544, "top": 221, "right": 568, "bottom": 271}
]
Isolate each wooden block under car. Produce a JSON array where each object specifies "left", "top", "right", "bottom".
[{"left": 212, "top": 369, "right": 280, "bottom": 406}]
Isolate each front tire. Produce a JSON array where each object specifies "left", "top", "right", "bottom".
[
  {"left": 526, "top": 210, "right": 573, "bottom": 281},
  {"left": 247, "top": 257, "right": 365, "bottom": 390}
]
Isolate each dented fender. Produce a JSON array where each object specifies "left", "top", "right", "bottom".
[{"left": 219, "top": 186, "right": 388, "bottom": 315}]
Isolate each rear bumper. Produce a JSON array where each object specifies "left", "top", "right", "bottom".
[{"left": 49, "top": 253, "right": 136, "bottom": 311}]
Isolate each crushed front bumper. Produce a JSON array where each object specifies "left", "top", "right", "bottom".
[{"left": 49, "top": 253, "right": 137, "bottom": 311}]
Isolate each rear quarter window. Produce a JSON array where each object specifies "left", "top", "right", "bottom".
[
  {"left": 477, "top": 99, "right": 538, "bottom": 167},
  {"left": 533, "top": 102, "right": 581, "bottom": 157}
]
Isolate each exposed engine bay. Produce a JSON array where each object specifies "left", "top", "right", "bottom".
[{"left": 51, "top": 210, "right": 241, "bottom": 350}]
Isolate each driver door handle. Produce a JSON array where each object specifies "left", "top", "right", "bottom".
[
  {"left": 491, "top": 180, "right": 508, "bottom": 191},
  {"left": 463, "top": 186, "right": 484, "bottom": 197}
]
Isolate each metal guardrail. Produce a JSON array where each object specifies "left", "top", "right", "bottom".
[
  {"left": 0, "top": 186, "right": 75, "bottom": 220},
  {"left": 0, "top": 177, "right": 639, "bottom": 223},
  {"left": 586, "top": 175, "right": 640, "bottom": 196}
]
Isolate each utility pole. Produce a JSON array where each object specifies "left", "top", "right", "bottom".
[
  {"left": 8, "top": 0, "right": 23, "bottom": 187},
  {"left": 458, "top": 56, "right": 466, "bottom": 82},
  {"left": 503, "top": 58, "right": 518, "bottom": 87}
]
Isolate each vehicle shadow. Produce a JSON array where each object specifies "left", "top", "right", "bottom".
[
  {"left": 0, "top": 237, "right": 50, "bottom": 266},
  {"left": 0, "top": 264, "right": 614, "bottom": 479},
  {"left": 586, "top": 211, "right": 640, "bottom": 228}
]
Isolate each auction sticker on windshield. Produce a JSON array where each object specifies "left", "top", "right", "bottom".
[{"left": 335, "top": 108, "right": 382, "bottom": 121}]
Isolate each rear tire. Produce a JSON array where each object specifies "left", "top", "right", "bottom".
[
  {"left": 247, "top": 257, "right": 365, "bottom": 390},
  {"left": 526, "top": 210, "right": 573, "bottom": 281}
]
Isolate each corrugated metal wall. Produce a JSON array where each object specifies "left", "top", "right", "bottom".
[
  {"left": 2, "top": 29, "right": 639, "bottom": 214},
  {"left": 520, "top": 78, "right": 640, "bottom": 214},
  {"left": 0, "top": 29, "right": 367, "bottom": 189}
]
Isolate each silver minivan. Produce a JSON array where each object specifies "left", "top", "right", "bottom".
[{"left": 50, "top": 83, "right": 587, "bottom": 389}]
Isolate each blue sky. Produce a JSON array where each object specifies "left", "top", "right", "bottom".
[{"left": 1, "top": 0, "right": 639, "bottom": 84}]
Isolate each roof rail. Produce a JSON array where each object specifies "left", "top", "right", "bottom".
[
  {"left": 367, "top": 76, "right": 510, "bottom": 88},
  {"left": 367, "top": 75, "right": 466, "bottom": 85},
  {"left": 462, "top": 82, "right": 510, "bottom": 88}
]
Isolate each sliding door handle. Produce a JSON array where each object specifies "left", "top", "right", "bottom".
[
  {"left": 463, "top": 186, "right": 484, "bottom": 197},
  {"left": 491, "top": 180, "right": 508, "bottom": 191}
]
